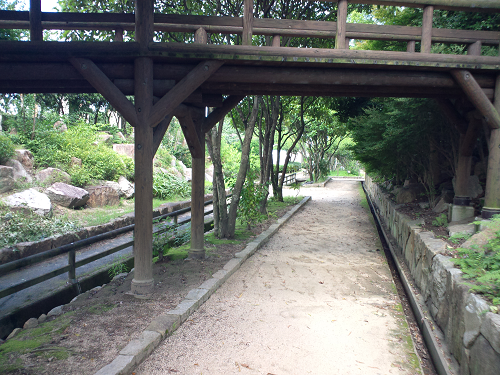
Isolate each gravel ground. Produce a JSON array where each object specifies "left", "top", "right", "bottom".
[{"left": 136, "top": 180, "right": 421, "bottom": 375}]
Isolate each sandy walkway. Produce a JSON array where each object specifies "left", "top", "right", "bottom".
[{"left": 136, "top": 180, "right": 420, "bottom": 375}]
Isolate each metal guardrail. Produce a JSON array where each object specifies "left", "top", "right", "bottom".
[{"left": 0, "top": 196, "right": 229, "bottom": 299}]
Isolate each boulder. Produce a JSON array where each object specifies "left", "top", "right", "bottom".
[
  {"left": 15, "top": 149, "right": 34, "bottom": 171},
  {"left": 113, "top": 144, "right": 134, "bottom": 158},
  {"left": 452, "top": 175, "right": 484, "bottom": 199},
  {"left": 86, "top": 185, "right": 120, "bottom": 208},
  {"left": 481, "top": 313, "right": 500, "bottom": 355},
  {"left": 23, "top": 318, "right": 38, "bottom": 329},
  {"left": 45, "top": 182, "right": 89, "bottom": 208},
  {"left": 433, "top": 197, "right": 450, "bottom": 213},
  {"left": 396, "top": 184, "right": 425, "bottom": 204},
  {"left": 2, "top": 188, "right": 52, "bottom": 216},
  {"left": 463, "top": 294, "right": 490, "bottom": 348},
  {"left": 36, "top": 167, "right": 71, "bottom": 185},
  {"left": 94, "top": 132, "right": 112, "bottom": 144},
  {"left": 53, "top": 121, "right": 67, "bottom": 132},
  {"left": 0, "top": 165, "right": 14, "bottom": 193},
  {"left": 184, "top": 167, "right": 192, "bottom": 181},
  {"left": 6, "top": 159, "right": 32, "bottom": 183},
  {"left": 118, "top": 176, "right": 134, "bottom": 199}
]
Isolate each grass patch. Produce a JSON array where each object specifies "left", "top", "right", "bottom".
[
  {"left": 0, "top": 312, "right": 74, "bottom": 373},
  {"left": 330, "top": 170, "right": 360, "bottom": 177},
  {"left": 358, "top": 184, "right": 369, "bottom": 211}
]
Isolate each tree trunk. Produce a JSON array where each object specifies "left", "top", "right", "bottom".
[{"left": 227, "top": 96, "right": 259, "bottom": 237}]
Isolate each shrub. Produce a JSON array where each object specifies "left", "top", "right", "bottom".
[
  {"left": 0, "top": 133, "right": 15, "bottom": 164},
  {"left": 153, "top": 171, "right": 191, "bottom": 200}
]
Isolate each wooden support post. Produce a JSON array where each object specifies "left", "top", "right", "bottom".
[
  {"left": 131, "top": 0, "right": 154, "bottom": 297},
  {"left": 242, "top": 0, "right": 253, "bottom": 46},
  {"left": 483, "top": 74, "right": 500, "bottom": 218},
  {"left": 148, "top": 60, "right": 223, "bottom": 128},
  {"left": 468, "top": 41, "right": 482, "bottom": 56},
  {"left": 452, "top": 70, "right": 500, "bottom": 130},
  {"left": 421, "top": 5, "right": 433, "bottom": 53},
  {"left": 335, "top": 0, "right": 348, "bottom": 50},
  {"left": 185, "top": 107, "right": 206, "bottom": 259},
  {"left": 29, "top": 0, "right": 42, "bottom": 41},
  {"left": 195, "top": 27, "right": 208, "bottom": 44},
  {"left": 114, "top": 28, "right": 124, "bottom": 42},
  {"left": 406, "top": 40, "right": 416, "bottom": 53},
  {"left": 272, "top": 34, "right": 281, "bottom": 47}
]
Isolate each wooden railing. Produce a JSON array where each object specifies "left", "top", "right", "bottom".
[
  {"left": 283, "top": 173, "right": 297, "bottom": 186},
  {"left": 0, "top": 0, "right": 499, "bottom": 58}
]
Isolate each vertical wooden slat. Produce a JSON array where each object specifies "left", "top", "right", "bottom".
[
  {"left": 242, "top": 0, "right": 253, "bottom": 46},
  {"left": 114, "top": 28, "right": 124, "bottom": 42},
  {"left": 406, "top": 40, "right": 416, "bottom": 53},
  {"left": 483, "top": 74, "right": 500, "bottom": 218},
  {"left": 467, "top": 41, "right": 482, "bottom": 56},
  {"left": 131, "top": 0, "right": 155, "bottom": 296},
  {"left": 195, "top": 27, "right": 208, "bottom": 44},
  {"left": 272, "top": 34, "right": 281, "bottom": 47},
  {"left": 29, "top": 0, "right": 42, "bottom": 41},
  {"left": 335, "top": 0, "right": 348, "bottom": 50},
  {"left": 421, "top": 5, "right": 433, "bottom": 53}
]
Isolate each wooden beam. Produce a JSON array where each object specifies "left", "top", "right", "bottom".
[
  {"left": 317, "top": 1, "right": 500, "bottom": 13},
  {"left": 153, "top": 114, "right": 173, "bottom": 156},
  {"left": 468, "top": 41, "right": 482, "bottom": 56},
  {"left": 406, "top": 41, "right": 416, "bottom": 53},
  {"left": 335, "top": 0, "right": 347, "bottom": 50},
  {"left": 69, "top": 57, "right": 137, "bottom": 126},
  {"left": 452, "top": 70, "right": 500, "bottom": 129},
  {"left": 29, "top": 0, "right": 42, "bottom": 41},
  {"left": 272, "top": 34, "right": 281, "bottom": 47},
  {"left": 148, "top": 60, "right": 224, "bottom": 128},
  {"left": 421, "top": 6, "right": 433, "bottom": 54},
  {"left": 203, "top": 95, "right": 245, "bottom": 133},
  {"left": 177, "top": 109, "right": 204, "bottom": 159},
  {"left": 242, "top": 0, "right": 253, "bottom": 45},
  {"left": 461, "top": 112, "right": 482, "bottom": 156},
  {"left": 135, "top": 0, "right": 153, "bottom": 48}
]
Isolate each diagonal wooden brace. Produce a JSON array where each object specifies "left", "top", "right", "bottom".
[
  {"left": 177, "top": 107, "right": 204, "bottom": 159},
  {"left": 148, "top": 60, "right": 224, "bottom": 128},
  {"left": 451, "top": 69, "right": 500, "bottom": 129},
  {"left": 70, "top": 57, "right": 138, "bottom": 127},
  {"left": 203, "top": 95, "right": 245, "bottom": 133},
  {"left": 152, "top": 114, "right": 173, "bottom": 157}
]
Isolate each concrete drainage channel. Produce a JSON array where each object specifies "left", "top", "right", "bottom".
[
  {"left": 79, "top": 196, "right": 311, "bottom": 375},
  {"left": 362, "top": 183, "right": 452, "bottom": 375}
]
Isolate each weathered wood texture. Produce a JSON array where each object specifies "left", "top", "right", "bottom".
[
  {"left": 335, "top": 0, "right": 347, "bottom": 49},
  {"left": 29, "top": 0, "right": 42, "bottom": 41},
  {"left": 243, "top": 0, "right": 253, "bottom": 45},
  {"left": 421, "top": 6, "right": 433, "bottom": 54},
  {"left": 317, "top": 0, "right": 500, "bottom": 12},
  {"left": 452, "top": 70, "right": 500, "bottom": 129},
  {"left": 203, "top": 95, "right": 245, "bottom": 133}
]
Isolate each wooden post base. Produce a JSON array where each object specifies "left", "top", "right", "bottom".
[
  {"left": 130, "top": 278, "right": 154, "bottom": 297},
  {"left": 188, "top": 248, "right": 206, "bottom": 260},
  {"left": 481, "top": 207, "right": 500, "bottom": 219}
]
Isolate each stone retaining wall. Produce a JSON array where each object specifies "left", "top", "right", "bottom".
[
  {"left": 0, "top": 194, "right": 214, "bottom": 265},
  {"left": 364, "top": 176, "right": 500, "bottom": 375}
]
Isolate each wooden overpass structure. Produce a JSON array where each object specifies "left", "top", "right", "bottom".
[{"left": 1, "top": 0, "right": 500, "bottom": 296}]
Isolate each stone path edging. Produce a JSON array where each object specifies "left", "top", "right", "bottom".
[{"left": 94, "top": 196, "right": 311, "bottom": 375}]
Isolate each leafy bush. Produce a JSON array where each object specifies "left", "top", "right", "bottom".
[
  {"left": 0, "top": 207, "right": 81, "bottom": 247},
  {"left": 432, "top": 213, "right": 448, "bottom": 227},
  {"left": 153, "top": 171, "right": 191, "bottom": 200},
  {"left": 238, "top": 169, "right": 268, "bottom": 229},
  {"left": 453, "top": 226, "right": 500, "bottom": 305},
  {"left": 0, "top": 133, "right": 15, "bottom": 164},
  {"left": 25, "top": 126, "right": 134, "bottom": 186}
]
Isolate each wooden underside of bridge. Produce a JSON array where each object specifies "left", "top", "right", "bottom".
[{"left": 1, "top": 0, "right": 500, "bottom": 296}]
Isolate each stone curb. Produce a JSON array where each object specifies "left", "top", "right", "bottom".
[{"left": 93, "top": 195, "right": 311, "bottom": 375}]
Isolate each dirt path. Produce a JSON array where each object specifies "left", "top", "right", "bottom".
[{"left": 136, "top": 180, "right": 421, "bottom": 375}]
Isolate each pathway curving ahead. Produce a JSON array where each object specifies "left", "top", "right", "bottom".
[{"left": 136, "top": 180, "right": 421, "bottom": 375}]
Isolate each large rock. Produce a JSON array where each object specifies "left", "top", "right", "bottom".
[
  {"left": 395, "top": 184, "right": 425, "bottom": 204},
  {"left": 469, "top": 335, "right": 500, "bottom": 375},
  {"left": 53, "top": 121, "right": 67, "bottom": 132},
  {"left": 452, "top": 175, "right": 484, "bottom": 199},
  {"left": 463, "top": 294, "right": 490, "bottom": 348},
  {"left": 36, "top": 167, "right": 71, "bottom": 185},
  {"left": 6, "top": 159, "right": 32, "bottom": 183},
  {"left": 113, "top": 144, "right": 134, "bottom": 158},
  {"left": 184, "top": 167, "right": 192, "bottom": 181},
  {"left": 45, "top": 182, "right": 89, "bottom": 208},
  {"left": 481, "top": 313, "right": 500, "bottom": 355},
  {"left": 118, "top": 176, "right": 134, "bottom": 199},
  {"left": 86, "top": 185, "right": 120, "bottom": 208},
  {"left": 15, "top": 149, "right": 34, "bottom": 171},
  {"left": 0, "top": 165, "right": 14, "bottom": 193},
  {"left": 2, "top": 188, "right": 52, "bottom": 216}
]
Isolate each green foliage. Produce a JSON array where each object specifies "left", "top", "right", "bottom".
[
  {"left": 108, "top": 255, "right": 130, "bottom": 279},
  {"left": 453, "top": 221, "right": 500, "bottom": 305},
  {"left": 152, "top": 171, "right": 191, "bottom": 200},
  {"left": 448, "top": 232, "right": 472, "bottom": 244},
  {"left": 0, "top": 133, "right": 15, "bottom": 164},
  {"left": 432, "top": 213, "right": 448, "bottom": 228},
  {"left": 238, "top": 169, "right": 269, "bottom": 229},
  {"left": 0, "top": 206, "right": 81, "bottom": 247},
  {"left": 25, "top": 126, "right": 133, "bottom": 187},
  {"left": 152, "top": 222, "right": 191, "bottom": 261}
]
